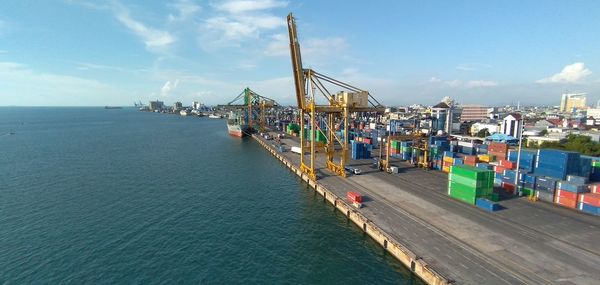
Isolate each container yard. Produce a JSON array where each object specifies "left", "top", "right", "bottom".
[
  {"left": 251, "top": 129, "right": 600, "bottom": 285},
  {"left": 219, "top": 12, "right": 600, "bottom": 285}
]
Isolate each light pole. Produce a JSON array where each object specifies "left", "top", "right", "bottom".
[{"left": 514, "top": 117, "right": 524, "bottom": 196}]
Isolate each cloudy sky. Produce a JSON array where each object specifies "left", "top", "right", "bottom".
[{"left": 1, "top": 0, "right": 599, "bottom": 107}]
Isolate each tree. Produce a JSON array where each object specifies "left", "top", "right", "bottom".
[
  {"left": 476, "top": 128, "right": 490, "bottom": 138},
  {"left": 540, "top": 134, "right": 600, "bottom": 156},
  {"left": 539, "top": 129, "right": 548, "bottom": 136}
]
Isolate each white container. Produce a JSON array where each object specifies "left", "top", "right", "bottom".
[{"left": 291, "top": 146, "right": 303, "bottom": 154}]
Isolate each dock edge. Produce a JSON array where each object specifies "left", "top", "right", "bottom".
[{"left": 252, "top": 134, "right": 452, "bottom": 285}]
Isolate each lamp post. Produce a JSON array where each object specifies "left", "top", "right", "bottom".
[{"left": 514, "top": 117, "right": 524, "bottom": 196}]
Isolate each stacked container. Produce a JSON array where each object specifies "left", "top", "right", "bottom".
[
  {"left": 488, "top": 142, "right": 508, "bottom": 161},
  {"left": 535, "top": 176, "right": 558, "bottom": 203},
  {"left": 578, "top": 192, "right": 600, "bottom": 216},
  {"left": 508, "top": 149, "right": 537, "bottom": 172},
  {"left": 463, "top": 155, "right": 478, "bottom": 166},
  {"left": 554, "top": 181, "right": 588, "bottom": 209},
  {"left": 591, "top": 160, "right": 600, "bottom": 182},
  {"left": 534, "top": 149, "right": 581, "bottom": 180},
  {"left": 448, "top": 165, "right": 494, "bottom": 205},
  {"left": 351, "top": 141, "right": 371, "bottom": 160},
  {"left": 400, "top": 141, "right": 413, "bottom": 161}
]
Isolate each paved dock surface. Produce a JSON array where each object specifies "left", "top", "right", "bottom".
[{"left": 257, "top": 133, "right": 600, "bottom": 285}]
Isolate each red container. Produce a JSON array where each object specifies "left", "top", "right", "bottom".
[
  {"left": 588, "top": 183, "right": 600, "bottom": 194},
  {"left": 495, "top": 165, "right": 508, "bottom": 174},
  {"left": 347, "top": 192, "right": 362, "bottom": 203},
  {"left": 488, "top": 150, "right": 507, "bottom": 161},
  {"left": 555, "top": 196, "right": 577, "bottom": 208},
  {"left": 579, "top": 193, "right": 600, "bottom": 207},
  {"left": 364, "top": 138, "right": 372, "bottom": 144},
  {"left": 556, "top": 189, "right": 578, "bottom": 200},
  {"left": 499, "top": 160, "right": 516, "bottom": 169},
  {"left": 502, "top": 182, "right": 515, "bottom": 193},
  {"left": 489, "top": 142, "right": 509, "bottom": 152}
]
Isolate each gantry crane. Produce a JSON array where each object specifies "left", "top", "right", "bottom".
[
  {"left": 287, "top": 13, "right": 385, "bottom": 180},
  {"left": 226, "top": 87, "right": 279, "bottom": 132}
]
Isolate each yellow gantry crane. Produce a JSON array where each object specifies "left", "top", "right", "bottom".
[{"left": 287, "top": 13, "right": 384, "bottom": 180}]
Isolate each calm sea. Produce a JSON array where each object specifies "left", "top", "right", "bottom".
[{"left": 0, "top": 107, "right": 421, "bottom": 284}]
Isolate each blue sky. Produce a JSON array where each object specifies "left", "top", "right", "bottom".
[{"left": 1, "top": 0, "right": 599, "bottom": 107}]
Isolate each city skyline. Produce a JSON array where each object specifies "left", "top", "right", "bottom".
[{"left": 1, "top": 0, "right": 600, "bottom": 106}]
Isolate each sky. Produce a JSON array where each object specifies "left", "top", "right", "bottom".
[{"left": 1, "top": 0, "right": 600, "bottom": 107}]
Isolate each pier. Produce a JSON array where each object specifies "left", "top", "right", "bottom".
[{"left": 252, "top": 132, "right": 600, "bottom": 285}]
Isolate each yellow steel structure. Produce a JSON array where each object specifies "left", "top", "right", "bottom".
[
  {"left": 227, "top": 87, "right": 278, "bottom": 132},
  {"left": 287, "top": 13, "right": 384, "bottom": 180}
]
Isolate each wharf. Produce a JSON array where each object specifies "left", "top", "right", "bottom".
[{"left": 252, "top": 132, "right": 600, "bottom": 285}]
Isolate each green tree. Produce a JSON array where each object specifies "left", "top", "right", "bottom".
[
  {"left": 476, "top": 128, "right": 490, "bottom": 138},
  {"left": 539, "top": 129, "right": 548, "bottom": 136},
  {"left": 540, "top": 134, "right": 600, "bottom": 156}
]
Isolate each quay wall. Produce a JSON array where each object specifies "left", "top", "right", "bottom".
[{"left": 252, "top": 135, "right": 451, "bottom": 285}]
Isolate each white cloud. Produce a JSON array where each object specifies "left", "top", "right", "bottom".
[
  {"left": 465, "top": 80, "right": 498, "bottom": 88},
  {"left": 113, "top": 3, "right": 176, "bottom": 49},
  {"left": 168, "top": 0, "right": 201, "bottom": 22},
  {"left": 0, "top": 61, "right": 118, "bottom": 105},
  {"left": 428, "top": 77, "right": 497, "bottom": 88},
  {"left": 161, "top": 79, "right": 180, "bottom": 96},
  {"left": 536, "top": 62, "right": 592, "bottom": 84},
  {"left": 213, "top": 0, "right": 287, "bottom": 14},
  {"left": 199, "top": 0, "right": 287, "bottom": 49}
]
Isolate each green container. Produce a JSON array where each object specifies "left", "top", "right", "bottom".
[
  {"left": 593, "top": 161, "right": 600, "bottom": 167},
  {"left": 450, "top": 173, "right": 493, "bottom": 189},
  {"left": 448, "top": 186, "right": 477, "bottom": 205},
  {"left": 521, "top": 187, "right": 534, "bottom": 196},
  {"left": 287, "top": 123, "right": 300, "bottom": 132},
  {"left": 449, "top": 180, "right": 493, "bottom": 197},
  {"left": 450, "top": 165, "right": 494, "bottom": 181}
]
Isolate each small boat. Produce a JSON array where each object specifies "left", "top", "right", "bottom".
[
  {"left": 104, "top": 106, "right": 123, "bottom": 109},
  {"left": 180, "top": 109, "right": 190, "bottom": 116},
  {"left": 208, "top": 114, "right": 221, "bottom": 119}
]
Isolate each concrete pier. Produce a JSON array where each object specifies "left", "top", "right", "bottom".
[
  {"left": 252, "top": 134, "right": 449, "bottom": 285},
  {"left": 252, "top": 132, "right": 600, "bottom": 285}
]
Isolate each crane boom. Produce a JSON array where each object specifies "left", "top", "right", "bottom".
[{"left": 287, "top": 13, "right": 306, "bottom": 110}]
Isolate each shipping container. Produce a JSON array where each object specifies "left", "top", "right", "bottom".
[
  {"left": 578, "top": 193, "right": 600, "bottom": 207},
  {"left": 555, "top": 189, "right": 578, "bottom": 200},
  {"left": 347, "top": 192, "right": 363, "bottom": 203},
  {"left": 555, "top": 196, "right": 578, "bottom": 209},
  {"left": 535, "top": 190, "right": 555, "bottom": 203},
  {"left": 566, "top": 175, "right": 588, "bottom": 185},
  {"left": 556, "top": 181, "right": 589, "bottom": 193},
  {"left": 578, "top": 203, "right": 600, "bottom": 216},
  {"left": 475, "top": 198, "right": 501, "bottom": 212},
  {"left": 534, "top": 149, "right": 581, "bottom": 180}
]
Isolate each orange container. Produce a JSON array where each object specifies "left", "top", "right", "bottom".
[{"left": 555, "top": 196, "right": 577, "bottom": 208}]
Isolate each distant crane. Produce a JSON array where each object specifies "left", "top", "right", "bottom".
[
  {"left": 287, "top": 13, "right": 385, "bottom": 180},
  {"left": 226, "top": 87, "right": 279, "bottom": 132}
]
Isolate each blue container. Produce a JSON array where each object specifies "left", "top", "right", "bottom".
[
  {"left": 453, "top": 158, "right": 464, "bottom": 165},
  {"left": 476, "top": 163, "right": 493, "bottom": 170},
  {"left": 535, "top": 176, "right": 558, "bottom": 192},
  {"left": 534, "top": 149, "right": 581, "bottom": 180},
  {"left": 461, "top": 146, "right": 476, "bottom": 155},
  {"left": 578, "top": 203, "right": 600, "bottom": 216},
  {"left": 508, "top": 149, "right": 537, "bottom": 172},
  {"left": 579, "top": 156, "right": 593, "bottom": 178},
  {"left": 556, "top": 181, "right": 588, "bottom": 193},
  {"left": 494, "top": 178, "right": 502, "bottom": 186},
  {"left": 566, "top": 175, "right": 588, "bottom": 185},
  {"left": 592, "top": 167, "right": 600, "bottom": 182},
  {"left": 444, "top": 151, "right": 458, "bottom": 158},
  {"left": 476, "top": 198, "right": 501, "bottom": 212},
  {"left": 523, "top": 181, "right": 535, "bottom": 189},
  {"left": 450, "top": 145, "right": 460, "bottom": 153}
]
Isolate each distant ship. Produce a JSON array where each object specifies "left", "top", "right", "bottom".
[
  {"left": 180, "top": 109, "right": 190, "bottom": 116},
  {"left": 104, "top": 106, "right": 123, "bottom": 109},
  {"left": 208, "top": 114, "right": 222, "bottom": 119},
  {"left": 227, "top": 111, "right": 249, "bottom": 137}
]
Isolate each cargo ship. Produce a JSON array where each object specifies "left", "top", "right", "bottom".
[{"left": 227, "top": 111, "right": 250, "bottom": 137}]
